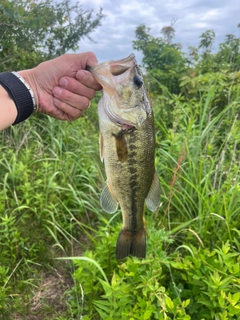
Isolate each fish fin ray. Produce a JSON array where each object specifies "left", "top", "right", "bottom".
[
  {"left": 100, "top": 182, "right": 118, "bottom": 214},
  {"left": 116, "top": 228, "right": 146, "bottom": 260},
  {"left": 145, "top": 171, "right": 161, "bottom": 212},
  {"left": 99, "top": 133, "right": 104, "bottom": 162}
]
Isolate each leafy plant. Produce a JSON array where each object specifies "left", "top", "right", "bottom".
[{"left": 67, "top": 224, "right": 240, "bottom": 319}]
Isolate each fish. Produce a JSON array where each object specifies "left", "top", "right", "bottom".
[{"left": 89, "top": 54, "right": 161, "bottom": 260}]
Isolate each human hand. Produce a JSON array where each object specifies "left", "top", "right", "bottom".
[{"left": 18, "top": 52, "right": 102, "bottom": 121}]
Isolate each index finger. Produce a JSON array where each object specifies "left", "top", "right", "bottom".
[{"left": 60, "top": 52, "right": 99, "bottom": 72}]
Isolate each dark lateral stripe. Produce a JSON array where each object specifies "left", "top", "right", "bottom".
[{"left": 128, "top": 134, "right": 139, "bottom": 232}]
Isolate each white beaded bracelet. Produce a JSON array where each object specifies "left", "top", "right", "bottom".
[{"left": 12, "top": 72, "right": 37, "bottom": 111}]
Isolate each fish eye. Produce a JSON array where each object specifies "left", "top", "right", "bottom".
[{"left": 133, "top": 75, "right": 143, "bottom": 88}]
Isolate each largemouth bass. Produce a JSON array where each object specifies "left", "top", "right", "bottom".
[{"left": 90, "top": 54, "right": 160, "bottom": 259}]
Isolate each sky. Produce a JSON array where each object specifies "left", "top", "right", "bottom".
[{"left": 76, "top": 0, "right": 240, "bottom": 64}]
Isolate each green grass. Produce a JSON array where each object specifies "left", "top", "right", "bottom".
[
  {"left": 0, "top": 106, "right": 104, "bottom": 319},
  {"left": 0, "top": 82, "right": 240, "bottom": 319}
]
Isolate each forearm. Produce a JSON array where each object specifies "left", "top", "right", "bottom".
[
  {"left": 0, "top": 85, "right": 18, "bottom": 130},
  {"left": 0, "top": 71, "right": 37, "bottom": 131}
]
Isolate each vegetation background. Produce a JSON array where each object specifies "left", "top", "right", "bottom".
[{"left": 0, "top": 1, "right": 239, "bottom": 319}]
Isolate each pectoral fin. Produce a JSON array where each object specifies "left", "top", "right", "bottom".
[
  {"left": 145, "top": 171, "right": 161, "bottom": 212},
  {"left": 100, "top": 182, "right": 118, "bottom": 214}
]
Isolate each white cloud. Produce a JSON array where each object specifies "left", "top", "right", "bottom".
[{"left": 76, "top": 0, "right": 240, "bottom": 63}]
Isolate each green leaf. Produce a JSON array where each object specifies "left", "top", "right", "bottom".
[
  {"left": 165, "top": 297, "right": 174, "bottom": 310},
  {"left": 182, "top": 299, "right": 190, "bottom": 308}
]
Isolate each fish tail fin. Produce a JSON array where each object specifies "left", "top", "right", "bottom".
[{"left": 115, "top": 228, "right": 146, "bottom": 260}]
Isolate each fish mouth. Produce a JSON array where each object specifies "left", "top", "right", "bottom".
[
  {"left": 108, "top": 53, "right": 136, "bottom": 75},
  {"left": 87, "top": 53, "right": 136, "bottom": 77}
]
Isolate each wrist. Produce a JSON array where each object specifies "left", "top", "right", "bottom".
[
  {"left": 12, "top": 72, "right": 37, "bottom": 111},
  {"left": 0, "top": 71, "right": 37, "bottom": 125},
  {"left": 17, "top": 69, "right": 39, "bottom": 112}
]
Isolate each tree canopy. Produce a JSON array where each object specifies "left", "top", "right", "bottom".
[
  {"left": 0, "top": 0, "right": 105, "bottom": 71},
  {"left": 133, "top": 23, "right": 240, "bottom": 87}
]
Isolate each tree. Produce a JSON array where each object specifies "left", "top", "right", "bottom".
[
  {"left": 195, "top": 30, "right": 216, "bottom": 73},
  {"left": 199, "top": 30, "right": 215, "bottom": 53},
  {"left": 161, "top": 26, "right": 175, "bottom": 44},
  {"left": 133, "top": 24, "right": 187, "bottom": 94},
  {"left": 195, "top": 26, "right": 240, "bottom": 74},
  {"left": 215, "top": 32, "right": 240, "bottom": 72},
  {"left": 0, "top": 0, "right": 104, "bottom": 71},
  {"left": 160, "top": 18, "right": 178, "bottom": 44}
]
